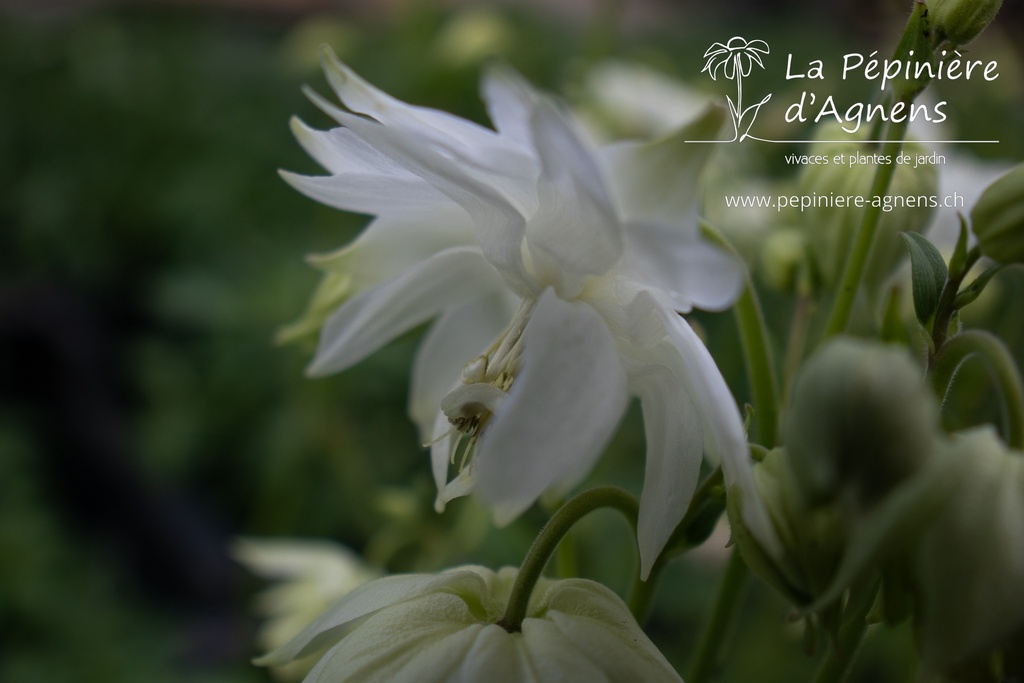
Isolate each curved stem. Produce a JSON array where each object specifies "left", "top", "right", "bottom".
[
  {"left": 930, "top": 330, "right": 1024, "bottom": 450},
  {"left": 497, "top": 486, "right": 638, "bottom": 632},
  {"left": 701, "top": 221, "right": 781, "bottom": 446},
  {"left": 823, "top": 116, "right": 910, "bottom": 338},
  {"left": 685, "top": 549, "right": 748, "bottom": 683}
]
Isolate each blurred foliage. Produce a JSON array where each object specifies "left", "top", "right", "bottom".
[{"left": 0, "top": 2, "right": 1021, "bottom": 682}]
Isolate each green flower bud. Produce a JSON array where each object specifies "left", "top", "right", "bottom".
[
  {"left": 970, "top": 162, "right": 1024, "bottom": 265},
  {"left": 914, "top": 427, "right": 1024, "bottom": 676},
  {"left": 257, "top": 566, "right": 682, "bottom": 682},
  {"left": 798, "top": 125, "right": 938, "bottom": 293},
  {"left": 786, "top": 338, "right": 938, "bottom": 508},
  {"left": 927, "top": 0, "right": 1003, "bottom": 46},
  {"left": 758, "top": 228, "right": 807, "bottom": 293},
  {"left": 728, "top": 447, "right": 846, "bottom": 607}
]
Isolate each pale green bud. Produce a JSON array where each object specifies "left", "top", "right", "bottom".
[
  {"left": 786, "top": 338, "right": 938, "bottom": 508},
  {"left": 970, "top": 162, "right": 1024, "bottom": 265},
  {"left": 257, "top": 566, "right": 682, "bottom": 682},
  {"left": 914, "top": 427, "right": 1024, "bottom": 676},
  {"left": 798, "top": 125, "right": 937, "bottom": 292},
  {"left": 927, "top": 0, "right": 1003, "bottom": 46},
  {"left": 433, "top": 8, "right": 515, "bottom": 69},
  {"left": 728, "top": 447, "right": 845, "bottom": 607},
  {"left": 758, "top": 228, "right": 807, "bottom": 293}
]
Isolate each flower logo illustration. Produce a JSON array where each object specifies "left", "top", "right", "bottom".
[{"left": 702, "top": 37, "right": 772, "bottom": 141}]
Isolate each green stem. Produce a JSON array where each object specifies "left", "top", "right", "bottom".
[
  {"left": 685, "top": 549, "right": 749, "bottom": 683},
  {"left": 930, "top": 245, "right": 982, "bottom": 354},
  {"left": 823, "top": 116, "right": 910, "bottom": 338},
  {"left": 930, "top": 330, "right": 1024, "bottom": 449},
  {"left": 782, "top": 291, "right": 814, "bottom": 411},
  {"left": 701, "top": 221, "right": 781, "bottom": 446},
  {"left": 626, "top": 559, "right": 662, "bottom": 623},
  {"left": 497, "top": 486, "right": 638, "bottom": 632},
  {"left": 812, "top": 581, "right": 879, "bottom": 683}
]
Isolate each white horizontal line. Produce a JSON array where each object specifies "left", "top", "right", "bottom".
[{"left": 684, "top": 139, "right": 1000, "bottom": 144}]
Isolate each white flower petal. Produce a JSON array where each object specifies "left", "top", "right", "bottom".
[
  {"left": 532, "top": 579, "right": 682, "bottom": 682},
  {"left": 304, "top": 594, "right": 483, "bottom": 683},
  {"left": 311, "top": 54, "right": 539, "bottom": 220},
  {"left": 256, "top": 569, "right": 488, "bottom": 666},
  {"left": 309, "top": 205, "right": 475, "bottom": 282},
  {"left": 524, "top": 100, "right": 623, "bottom": 293},
  {"left": 438, "top": 466, "right": 477, "bottom": 510},
  {"left": 320, "top": 47, "right": 500, "bottom": 152},
  {"left": 599, "top": 104, "right": 725, "bottom": 225},
  {"left": 409, "top": 292, "right": 519, "bottom": 441},
  {"left": 308, "top": 247, "right": 502, "bottom": 376},
  {"left": 622, "top": 222, "right": 743, "bottom": 313},
  {"left": 474, "top": 289, "right": 629, "bottom": 524},
  {"left": 481, "top": 63, "right": 537, "bottom": 147},
  {"left": 289, "top": 117, "right": 420, "bottom": 177},
  {"left": 278, "top": 207, "right": 477, "bottom": 345},
  {"left": 454, "top": 623, "right": 536, "bottom": 682},
  {"left": 232, "top": 537, "right": 367, "bottom": 583},
  {"left": 280, "top": 169, "right": 452, "bottom": 216},
  {"left": 441, "top": 383, "right": 510, "bottom": 419},
  {"left": 264, "top": 567, "right": 680, "bottom": 683},
  {"left": 325, "top": 108, "right": 537, "bottom": 296},
  {"left": 631, "top": 365, "right": 703, "bottom": 579},
  {"left": 636, "top": 291, "right": 782, "bottom": 558}
]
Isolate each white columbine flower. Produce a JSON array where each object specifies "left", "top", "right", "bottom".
[
  {"left": 234, "top": 537, "right": 380, "bottom": 681},
  {"left": 282, "top": 49, "right": 779, "bottom": 576},
  {"left": 256, "top": 565, "right": 682, "bottom": 683}
]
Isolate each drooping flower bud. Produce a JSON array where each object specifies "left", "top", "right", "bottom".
[
  {"left": 798, "top": 125, "right": 938, "bottom": 294},
  {"left": 913, "top": 427, "right": 1024, "bottom": 676},
  {"left": 257, "top": 566, "right": 683, "bottom": 682},
  {"left": 758, "top": 228, "right": 807, "bottom": 293},
  {"left": 785, "top": 338, "right": 938, "bottom": 509},
  {"left": 970, "top": 162, "right": 1024, "bottom": 265},
  {"left": 927, "top": 0, "right": 1003, "bottom": 46},
  {"left": 727, "top": 447, "right": 846, "bottom": 607}
]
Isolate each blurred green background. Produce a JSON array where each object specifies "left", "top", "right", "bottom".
[{"left": 1, "top": 0, "right": 1022, "bottom": 681}]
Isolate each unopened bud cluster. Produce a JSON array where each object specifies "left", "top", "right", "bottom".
[{"left": 729, "top": 339, "right": 1024, "bottom": 680}]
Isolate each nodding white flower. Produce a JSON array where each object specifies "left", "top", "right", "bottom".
[
  {"left": 256, "top": 565, "right": 682, "bottom": 683},
  {"left": 234, "top": 538, "right": 379, "bottom": 681},
  {"left": 282, "top": 49, "right": 780, "bottom": 576}
]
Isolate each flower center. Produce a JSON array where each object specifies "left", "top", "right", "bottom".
[{"left": 438, "top": 299, "right": 534, "bottom": 471}]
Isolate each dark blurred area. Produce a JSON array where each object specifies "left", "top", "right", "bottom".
[{"left": 0, "top": 0, "right": 1021, "bottom": 681}]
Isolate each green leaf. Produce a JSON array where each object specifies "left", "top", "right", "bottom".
[
  {"left": 953, "top": 263, "right": 1004, "bottom": 309},
  {"left": 900, "top": 232, "right": 948, "bottom": 326},
  {"left": 947, "top": 215, "right": 970, "bottom": 281}
]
